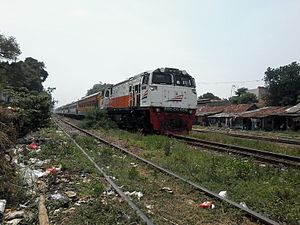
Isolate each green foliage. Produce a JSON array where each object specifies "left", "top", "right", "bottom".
[
  {"left": 198, "top": 92, "right": 221, "bottom": 100},
  {"left": 0, "top": 57, "right": 48, "bottom": 92},
  {"left": 0, "top": 32, "right": 53, "bottom": 133},
  {"left": 6, "top": 88, "right": 54, "bottom": 133},
  {"left": 0, "top": 33, "right": 21, "bottom": 60},
  {"left": 235, "top": 87, "right": 248, "bottom": 96},
  {"left": 229, "top": 87, "right": 257, "bottom": 104},
  {"left": 86, "top": 82, "right": 112, "bottom": 96},
  {"left": 80, "top": 109, "right": 117, "bottom": 130},
  {"left": 264, "top": 62, "right": 300, "bottom": 106}
]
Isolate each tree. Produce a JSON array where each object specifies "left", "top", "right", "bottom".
[
  {"left": 86, "top": 82, "right": 112, "bottom": 96},
  {"left": 0, "top": 57, "right": 48, "bottom": 91},
  {"left": 264, "top": 62, "right": 300, "bottom": 106},
  {"left": 0, "top": 33, "right": 21, "bottom": 60},
  {"left": 235, "top": 87, "right": 248, "bottom": 97},
  {"left": 198, "top": 92, "right": 221, "bottom": 100},
  {"left": 229, "top": 87, "right": 257, "bottom": 104}
]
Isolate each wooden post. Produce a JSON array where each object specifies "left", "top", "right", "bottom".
[{"left": 38, "top": 195, "right": 50, "bottom": 225}]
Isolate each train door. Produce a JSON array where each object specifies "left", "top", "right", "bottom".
[
  {"left": 141, "top": 73, "right": 149, "bottom": 107},
  {"left": 129, "top": 85, "right": 134, "bottom": 108},
  {"left": 134, "top": 84, "right": 141, "bottom": 107}
]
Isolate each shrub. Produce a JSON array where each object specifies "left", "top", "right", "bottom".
[{"left": 80, "top": 109, "right": 117, "bottom": 130}]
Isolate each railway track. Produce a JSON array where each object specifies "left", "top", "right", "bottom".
[
  {"left": 193, "top": 128, "right": 300, "bottom": 146},
  {"left": 172, "top": 134, "right": 300, "bottom": 167},
  {"left": 54, "top": 116, "right": 280, "bottom": 225},
  {"left": 53, "top": 118, "right": 155, "bottom": 225}
]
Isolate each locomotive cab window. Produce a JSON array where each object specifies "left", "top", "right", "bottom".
[
  {"left": 174, "top": 75, "right": 193, "bottom": 87},
  {"left": 152, "top": 72, "right": 172, "bottom": 85}
]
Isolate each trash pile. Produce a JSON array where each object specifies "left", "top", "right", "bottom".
[{"left": 0, "top": 134, "right": 94, "bottom": 225}]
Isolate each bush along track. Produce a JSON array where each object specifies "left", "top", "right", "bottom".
[
  {"left": 84, "top": 127, "right": 300, "bottom": 225},
  {"left": 57, "top": 123, "right": 261, "bottom": 225}
]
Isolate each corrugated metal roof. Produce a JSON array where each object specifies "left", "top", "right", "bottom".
[
  {"left": 196, "top": 104, "right": 256, "bottom": 116},
  {"left": 286, "top": 103, "right": 300, "bottom": 114},
  {"left": 208, "top": 112, "right": 240, "bottom": 118},
  {"left": 240, "top": 106, "right": 289, "bottom": 118}
]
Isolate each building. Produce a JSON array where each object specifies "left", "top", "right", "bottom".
[{"left": 247, "top": 86, "right": 267, "bottom": 101}]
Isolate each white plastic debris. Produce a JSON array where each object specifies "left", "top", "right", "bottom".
[
  {"left": 130, "top": 162, "right": 138, "bottom": 167},
  {"left": 5, "top": 211, "right": 25, "bottom": 220},
  {"left": 161, "top": 187, "right": 173, "bottom": 194},
  {"left": 0, "top": 199, "right": 6, "bottom": 221},
  {"left": 51, "top": 193, "right": 63, "bottom": 200},
  {"left": 6, "top": 218, "right": 22, "bottom": 225},
  {"left": 218, "top": 191, "right": 227, "bottom": 198},
  {"left": 21, "top": 168, "right": 47, "bottom": 186},
  {"left": 125, "top": 191, "right": 144, "bottom": 200},
  {"left": 239, "top": 202, "right": 248, "bottom": 208},
  {"left": 104, "top": 188, "right": 116, "bottom": 196}
]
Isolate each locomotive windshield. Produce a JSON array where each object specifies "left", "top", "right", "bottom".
[
  {"left": 174, "top": 74, "right": 194, "bottom": 87},
  {"left": 152, "top": 72, "right": 172, "bottom": 85}
]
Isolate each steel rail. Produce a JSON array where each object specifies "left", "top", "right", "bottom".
[
  {"left": 57, "top": 117, "right": 280, "bottom": 225},
  {"left": 53, "top": 118, "right": 155, "bottom": 225},
  {"left": 193, "top": 128, "right": 300, "bottom": 146},
  {"left": 172, "top": 134, "right": 300, "bottom": 167}
]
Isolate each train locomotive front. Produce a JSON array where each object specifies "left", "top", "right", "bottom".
[{"left": 106, "top": 68, "right": 197, "bottom": 133}]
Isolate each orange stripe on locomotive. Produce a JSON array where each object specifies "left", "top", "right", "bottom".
[{"left": 108, "top": 95, "right": 131, "bottom": 109}]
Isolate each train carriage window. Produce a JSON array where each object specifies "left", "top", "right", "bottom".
[
  {"left": 129, "top": 86, "right": 132, "bottom": 92},
  {"left": 152, "top": 72, "right": 172, "bottom": 85}
]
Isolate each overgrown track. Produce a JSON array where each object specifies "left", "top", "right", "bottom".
[
  {"left": 53, "top": 118, "right": 155, "bottom": 225},
  {"left": 172, "top": 134, "right": 300, "bottom": 167},
  {"left": 56, "top": 117, "right": 280, "bottom": 225},
  {"left": 193, "top": 128, "right": 300, "bottom": 146}
]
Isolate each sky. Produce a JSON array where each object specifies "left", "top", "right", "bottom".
[{"left": 1, "top": 0, "right": 299, "bottom": 106}]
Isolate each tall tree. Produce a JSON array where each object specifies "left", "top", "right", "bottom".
[
  {"left": 0, "top": 57, "right": 48, "bottom": 91},
  {"left": 264, "top": 62, "right": 300, "bottom": 106},
  {"left": 198, "top": 92, "right": 221, "bottom": 100},
  {"left": 0, "top": 33, "right": 21, "bottom": 60}
]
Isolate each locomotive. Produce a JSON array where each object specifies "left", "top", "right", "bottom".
[{"left": 55, "top": 67, "right": 197, "bottom": 133}]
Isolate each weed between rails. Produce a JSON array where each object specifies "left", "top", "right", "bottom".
[{"left": 94, "top": 128, "right": 300, "bottom": 225}]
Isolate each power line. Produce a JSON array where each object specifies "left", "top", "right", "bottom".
[{"left": 197, "top": 79, "right": 263, "bottom": 85}]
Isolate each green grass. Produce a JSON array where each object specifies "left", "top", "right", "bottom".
[
  {"left": 190, "top": 132, "right": 300, "bottom": 157},
  {"left": 94, "top": 128, "right": 300, "bottom": 225},
  {"left": 74, "top": 135, "right": 250, "bottom": 225}
]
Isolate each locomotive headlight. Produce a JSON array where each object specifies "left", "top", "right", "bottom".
[
  {"left": 188, "top": 109, "right": 193, "bottom": 114},
  {"left": 150, "top": 86, "right": 157, "bottom": 91},
  {"left": 155, "top": 107, "right": 161, "bottom": 113}
]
